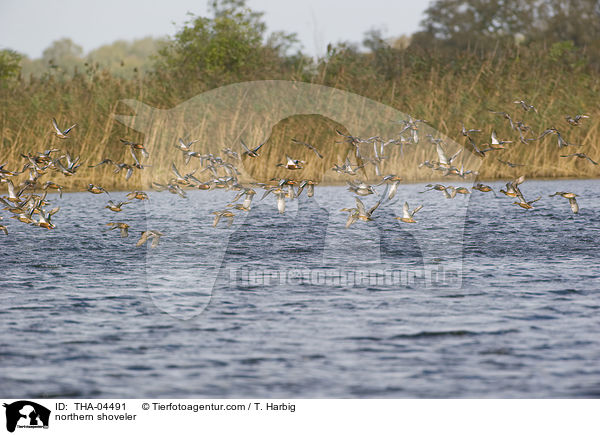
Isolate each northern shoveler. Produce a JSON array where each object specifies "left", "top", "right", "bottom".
[
  {"left": 395, "top": 201, "right": 423, "bottom": 223},
  {"left": 52, "top": 118, "right": 77, "bottom": 139},
  {"left": 136, "top": 230, "right": 163, "bottom": 248}
]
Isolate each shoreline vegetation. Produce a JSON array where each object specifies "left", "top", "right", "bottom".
[{"left": 1, "top": 0, "right": 599, "bottom": 191}]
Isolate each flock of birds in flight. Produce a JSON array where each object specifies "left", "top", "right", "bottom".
[{"left": 0, "top": 99, "right": 593, "bottom": 246}]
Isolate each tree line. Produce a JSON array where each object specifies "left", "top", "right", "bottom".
[{"left": 2, "top": 0, "right": 599, "bottom": 86}]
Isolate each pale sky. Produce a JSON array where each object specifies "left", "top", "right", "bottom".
[{"left": 0, "top": 0, "right": 429, "bottom": 58}]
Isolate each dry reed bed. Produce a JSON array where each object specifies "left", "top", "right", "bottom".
[{"left": 1, "top": 50, "right": 599, "bottom": 191}]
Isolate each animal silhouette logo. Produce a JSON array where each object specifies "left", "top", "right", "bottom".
[
  {"left": 115, "top": 80, "right": 481, "bottom": 319},
  {"left": 3, "top": 401, "right": 50, "bottom": 433}
]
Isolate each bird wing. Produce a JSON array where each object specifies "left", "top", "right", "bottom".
[
  {"left": 261, "top": 188, "right": 275, "bottom": 201},
  {"left": 436, "top": 143, "right": 448, "bottom": 165},
  {"left": 143, "top": 235, "right": 158, "bottom": 248},
  {"left": 119, "top": 168, "right": 133, "bottom": 180},
  {"left": 569, "top": 197, "right": 579, "bottom": 213},
  {"left": 92, "top": 159, "right": 114, "bottom": 167},
  {"left": 402, "top": 202, "right": 410, "bottom": 219},
  {"left": 506, "top": 114, "right": 515, "bottom": 130},
  {"left": 293, "top": 138, "right": 323, "bottom": 158},
  {"left": 412, "top": 205, "right": 423, "bottom": 216},
  {"left": 63, "top": 124, "right": 77, "bottom": 134},
  {"left": 150, "top": 235, "right": 161, "bottom": 248},
  {"left": 311, "top": 145, "right": 324, "bottom": 159},
  {"left": 240, "top": 139, "right": 251, "bottom": 153},
  {"left": 388, "top": 182, "right": 399, "bottom": 200},
  {"left": 5, "top": 179, "right": 16, "bottom": 198},
  {"left": 120, "top": 138, "right": 139, "bottom": 146},
  {"left": 54, "top": 159, "right": 72, "bottom": 174},
  {"left": 537, "top": 129, "right": 555, "bottom": 139},
  {"left": 449, "top": 148, "right": 462, "bottom": 163},
  {"left": 345, "top": 212, "right": 358, "bottom": 228},
  {"left": 51, "top": 118, "right": 63, "bottom": 135},
  {"left": 136, "top": 232, "right": 149, "bottom": 247},
  {"left": 243, "top": 192, "right": 255, "bottom": 209},
  {"left": 130, "top": 147, "right": 141, "bottom": 166},
  {"left": 355, "top": 197, "right": 367, "bottom": 215},
  {"left": 173, "top": 185, "right": 187, "bottom": 198},
  {"left": 178, "top": 138, "right": 189, "bottom": 149},
  {"left": 231, "top": 190, "right": 245, "bottom": 203},
  {"left": 171, "top": 163, "right": 184, "bottom": 180},
  {"left": 276, "top": 193, "right": 285, "bottom": 214},
  {"left": 491, "top": 130, "right": 499, "bottom": 145},
  {"left": 368, "top": 197, "right": 383, "bottom": 217},
  {"left": 513, "top": 175, "right": 526, "bottom": 186}
]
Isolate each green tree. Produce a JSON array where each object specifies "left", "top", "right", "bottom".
[
  {"left": 154, "top": 0, "right": 301, "bottom": 89},
  {"left": 0, "top": 49, "right": 22, "bottom": 82},
  {"left": 411, "top": 0, "right": 600, "bottom": 53},
  {"left": 87, "top": 37, "right": 164, "bottom": 77},
  {"left": 535, "top": 0, "right": 600, "bottom": 47},
  {"left": 42, "top": 38, "right": 84, "bottom": 68},
  {"left": 362, "top": 29, "right": 401, "bottom": 80},
  {"left": 411, "top": 0, "right": 534, "bottom": 50}
]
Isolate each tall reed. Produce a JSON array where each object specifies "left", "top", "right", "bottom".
[{"left": 1, "top": 46, "right": 598, "bottom": 191}]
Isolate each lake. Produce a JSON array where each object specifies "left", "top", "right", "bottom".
[{"left": 1, "top": 179, "right": 599, "bottom": 398}]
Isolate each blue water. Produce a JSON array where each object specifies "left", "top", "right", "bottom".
[{"left": 1, "top": 180, "right": 599, "bottom": 398}]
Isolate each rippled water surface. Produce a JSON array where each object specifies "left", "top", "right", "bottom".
[{"left": 1, "top": 180, "right": 600, "bottom": 398}]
